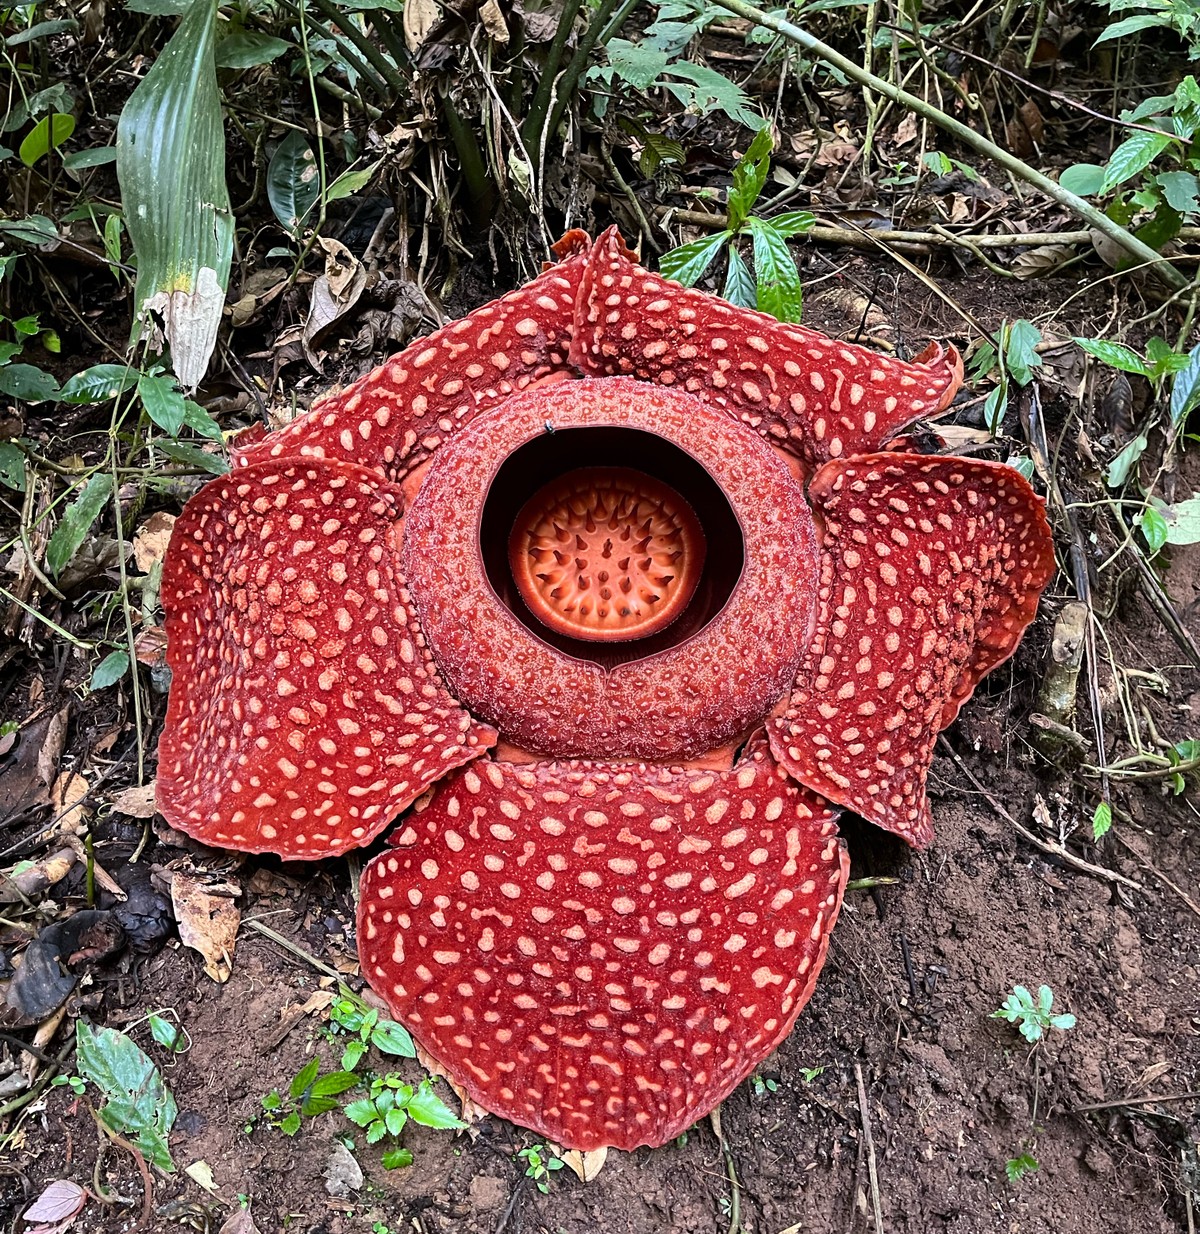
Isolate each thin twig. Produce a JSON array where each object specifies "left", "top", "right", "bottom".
[
  {"left": 854, "top": 1063, "right": 885, "bottom": 1234},
  {"left": 243, "top": 916, "right": 345, "bottom": 981},
  {"left": 1073, "top": 1089, "right": 1200, "bottom": 1113}
]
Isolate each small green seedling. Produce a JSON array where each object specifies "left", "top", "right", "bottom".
[
  {"left": 261, "top": 1056, "right": 358, "bottom": 1137},
  {"left": 344, "top": 1076, "right": 465, "bottom": 1169},
  {"left": 750, "top": 1074, "right": 778, "bottom": 1097},
  {"left": 991, "top": 985, "right": 1076, "bottom": 1044},
  {"left": 1005, "top": 1150, "right": 1039, "bottom": 1182},
  {"left": 517, "top": 1142, "right": 565, "bottom": 1193},
  {"left": 51, "top": 1074, "right": 87, "bottom": 1096},
  {"left": 800, "top": 1065, "right": 826, "bottom": 1083},
  {"left": 327, "top": 993, "right": 416, "bottom": 1071}
]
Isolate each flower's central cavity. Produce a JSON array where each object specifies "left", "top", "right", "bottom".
[{"left": 507, "top": 466, "right": 705, "bottom": 644}]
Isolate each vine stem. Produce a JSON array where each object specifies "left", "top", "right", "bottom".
[{"left": 709, "top": 0, "right": 1191, "bottom": 292}]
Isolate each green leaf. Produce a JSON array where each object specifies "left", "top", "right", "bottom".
[
  {"left": 46, "top": 474, "right": 114, "bottom": 577},
  {"left": 1092, "top": 801, "right": 1113, "bottom": 840},
  {"left": 261, "top": 1091, "right": 282, "bottom": 1111},
  {"left": 727, "top": 126, "right": 773, "bottom": 231},
  {"left": 0, "top": 215, "right": 59, "bottom": 248},
  {"left": 1100, "top": 131, "right": 1174, "bottom": 195},
  {"left": 722, "top": 246, "right": 756, "bottom": 309},
  {"left": 1157, "top": 496, "right": 1200, "bottom": 544},
  {"left": 157, "top": 440, "right": 229, "bottom": 474},
  {"left": 769, "top": 210, "right": 816, "bottom": 238},
  {"left": 148, "top": 1014, "right": 188, "bottom": 1051},
  {"left": 90, "top": 650, "right": 130, "bottom": 690},
  {"left": 659, "top": 231, "right": 732, "bottom": 287},
  {"left": 63, "top": 146, "right": 118, "bottom": 171},
  {"left": 300, "top": 1094, "right": 343, "bottom": 1116},
  {"left": 216, "top": 31, "right": 290, "bottom": 68},
  {"left": 983, "top": 386, "right": 1006, "bottom": 437},
  {"left": 1105, "top": 434, "right": 1148, "bottom": 487},
  {"left": 138, "top": 373, "right": 187, "bottom": 436},
  {"left": 126, "top": 0, "right": 190, "bottom": 12},
  {"left": 56, "top": 364, "right": 137, "bottom": 405},
  {"left": 922, "top": 150, "right": 953, "bottom": 176},
  {"left": 1156, "top": 170, "right": 1200, "bottom": 215},
  {"left": 279, "top": 1110, "right": 302, "bottom": 1136},
  {"left": 1005, "top": 1152, "right": 1039, "bottom": 1182},
  {"left": 290, "top": 1057, "right": 320, "bottom": 1100},
  {"left": 405, "top": 1080, "right": 466, "bottom": 1130},
  {"left": 0, "top": 84, "right": 73, "bottom": 134},
  {"left": 1094, "top": 11, "right": 1172, "bottom": 44},
  {"left": 1140, "top": 506, "right": 1169, "bottom": 553},
  {"left": 747, "top": 218, "right": 802, "bottom": 323},
  {"left": 1050, "top": 1013, "right": 1076, "bottom": 1030},
  {"left": 662, "top": 61, "right": 763, "bottom": 130},
  {"left": 370, "top": 1019, "right": 416, "bottom": 1058},
  {"left": 0, "top": 363, "right": 59, "bottom": 402},
  {"left": 117, "top": 0, "right": 234, "bottom": 388},
  {"left": 341, "top": 1039, "right": 366, "bottom": 1072},
  {"left": 384, "top": 1106, "right": 408, "bottom": 1136},
  {"left": 267, "top": 130, "right": 320, "bottom": 239},
  {"left": 365, "top": 1119, "right": 388, "bottom": 1144},
  {"left": 75, "top": 1021, "right": 177, "bottom": 1172},
  {"left": 6, "top": 19, "right": 80, "bottom": 46},
  {"left": 0, "top": 442, "right": 25, "bottom": 491},
  {"left": 325, "top": 161, "right": 381, "bottom": 204},
  {"left": 19, "top": 113, "right": 76, "bottom": 167},
  {"left": 310, "top": 1071, "right": 359, "bottom": 1098},
  {"left": 382, "top": 1147, "right": 413, "bottom": 1169},
  {"left": 1169, "top": 343, "right": 1200, "bottom": 427},
  {"left": 604, "top": 39, "right": 669, "bottom": 90},
  {"left": 344, "top": 1098, "right": 378, "bottom": 1126},
  {"left": 1004, "top": 319, "right": 1042, "bottom": 387},
  {"left": 1059, "top": 163, "right": 1106, "bottom": 197},
  {"left": 1074, "top": 337, "right": 1152, "bottom": 376},
  {"left": 0, "top": 342, "right": 21, "bottom": 364}
]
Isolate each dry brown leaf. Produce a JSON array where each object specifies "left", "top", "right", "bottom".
[
  {"left": 185, "top": 1160, "right": 220, "bottom": 1193},
  {"left": 479, "top": 0, "right": 509, "bottom": 42},
  {"left": 894, "top": 113, "right": 918, "bottom": 146},
  {"left": 560, "top": 1146, "right": 608, "bottom": 1182},
  {"left": 110, "top": 782, "right": 158, "bottom": 819},
  {"left": 171, "top": 872, "right": 241, "bottom": 982},
  {"left": 36, "top": 706, "right": 70, "bottom": 792},
  {"left": 1012, "top": 243, "right": 1077, "bottom": 280},
  {"left": 403, "top": 0, "right": 439, "bottom": 52},
  {"left": 218, "top": 1209, "right": 262, "bottom": 1234},
  {"left": 132, "top": 511, "right": 176, "bottom": 572},
  {"left": 51, "top": 771, "right": 89, "bottom": 834},
  {"left": 0, "top": 848, "right": 76, "bottom": 903},
  {"left": 22, "top": 1178, "right": 87, "bottom": 1224}
]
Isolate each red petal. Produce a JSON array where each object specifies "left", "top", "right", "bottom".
[
  {"left": 570, "top": 228, "right": 963, "bottom": 464},
  {"left": 357, "top": 739, "right": 847, "bottom": 1151},
  {"left": 232, "top": 252, "right": 588, "bottom": 484},
  {"left": 770, "top": 454, "right": 1055, "bottom": 847},
  {"left": 156, "top": 458, "right": 496, "bottom": 859}
]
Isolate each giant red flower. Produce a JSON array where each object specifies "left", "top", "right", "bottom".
[{"left": 156, "top": 229, "right": 1055, "bottom": 1151}]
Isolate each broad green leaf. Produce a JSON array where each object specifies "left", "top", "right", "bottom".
[
  {"left": 290, "top": 1056, "right": 320, "bottom": 1100},
  {"left": 1140, "top": 505, "right": 1169, "bottom": 553},
  {"left": 148, "top": 1014, "right": 188, "bottom": 1051},
  {"left": 340, "top": 1039, "right": 366, "bottom": 1071},
  {"left": 310, "top": 1071, "right": 359, "bottom": 1098},
  {"left": 138, "top": 373, "right": 187, "bottom": 436},
  {"left": 1105, "top": 434, "right": 1148, "bottom": 487},
  {"left": 365, "top": 1119, "right": 387, "bottom": 1144},
  {"left": 923, "top": 150, "right": 953, "bottom": 176},
  {"left": 261, "top": 1091, "right": 282, "bottom": 1111},
  {"left": 727, "top": 127, "right": 772, "bottom": 231},
  {"left": 157, "top": 440, "right": 229, "bottom": 474},
  {"left": 747, "top": 218, "right": 802, "bottom": 323},
  {"left": 1100, "top": 130, "right": 1174, "bottom": 194},
  {"left": 326, "top": 160, "right": 381, "bottom": 204},
  {"left": 1158, "top": 496, "right": 1200, "bottom": 544},
  {"left": 604, "top": 39, "right": 669, "bottom": 90},
  {"left": 216, "top": 31, "right": 290, "bottom": 69},
  {"left": 125, "top": 0, "right": 190, "bottom": 11},
  {"left": 117, "top": 0, "right": 233, "bottom": 388},
  {"left": 1059, "top": 163, "right": 1106, "bottom": 196},
  {"left": 983, "top": 386, "right": 1006, "bottom": 437},
  {"left": 267, "top": 130, "right": 320, "bottom": 238},
  {"left": 63, "top": 146, "right": 118, "bottom": 171},
  {"left": 1092, "top": 801, "right": 1113, "bottom": 840},
  {"left": 1169, "top": 343, "right": 1200, "bottom": 426},
  {"left": 279, "top": 1110, "right": 301, "bottom": 1136},
  {"left": 19, "top": 113, "right": 76, "bottom": 167},
  {"left": 6, "top": 19, "right": 79, "bottom": 46},
  {"left": 405, "top": 1081, "right": 466, "bottom": 1129},
  {"left": 75, "top": 1021, "right": 177, "bottom": 1172},
  {"left": 659, "top": 230, "right": 732, "bottom": 287},
  {"left": 1156, "top": 170, "right": 1200, "bottom": 215},
  {"left": 1146, "top": 336, "right": 1190, "bottom": 374},
  {"left": 47, "top": 474, "right": 114, "bottom": 576},
  {"left": 1135, "top": 202, "right": 1181, "bottom": 252},
  {"left": 56, "top": 363, "right": 137, "bottom": 405},
  {"left": 90, "top": 650, "right": 130, "bottom": 690},
  {"left": 344, "top": 1098, "right": 377, "bottom": 1126},
  {"left": 1074, "top": 337, "right": 1152, "bottom": 376},
  {"left": 0, "top": 342, "right": 22, "bottom": 364},
  {"left": 1094, "top": 12, "right": 1173, "bottom": 44},
  {"left": 769, "top": 210, "right": 816, "bottom": 238},
  {"left": 0, "top": 215, "right": 58, "bottom": 248},
  {"left": 662, "top": 61, "right": 763, "bottom": 130},
  {"left": 384, "top": 1106, "right": 407, "bottom": 1136},
  {"left": 0, "top": 84, "right": 73, "bottom": 134},
  {"left": 0, "top": 364, "right": 59, "bottom": 402},
  {"left": 382, "top": 1147, "right": 413, "bottom": 1169},
  {"left": 0, "top": 442, "right": 25, "bottom": 490},
  {"left": 722, "top": 246, "right": 756, "bottom": 309},
  {"left": 1003, "top": 319, "right": 1042, "bottom": 387},
  {"left": 370, "top": 1019, "right": 416, "bottom": 1058}
]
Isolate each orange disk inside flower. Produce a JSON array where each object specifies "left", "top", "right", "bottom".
[{"left": 507, "top": 466, "right": 706, "bottom": 643}]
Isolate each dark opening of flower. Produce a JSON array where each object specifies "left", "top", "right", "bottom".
[{"left": 156, "top": 228, "right": 1055, "bottom": 1150}]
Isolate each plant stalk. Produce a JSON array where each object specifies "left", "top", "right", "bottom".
[{"left": 708, "top": 0, "right": 1191, "bottom": 292}]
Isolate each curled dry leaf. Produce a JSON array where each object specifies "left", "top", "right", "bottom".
[
  {"left": 403, "top": 0, "right": 439, "bottom": 51},
  {"left": 479, "top": 0, "right": 510, "bottom": 43},
  {"left": 303, "top": 238, "right": 368, "bottom": 367},
  {"left": 560, "top": 1146, "right": 608, "bottom": 1182},
  {"left": 1012, "top": 244, "right": 1077, "bottom": 280},
  {"left": 170, "top": 872, "right": 241, "bottom": 983},
  {"left": 109, "top": 782, "right": 159, "bottom": 819},
  {"left": 51, "top": 771, "right": 89, "bottom": 835},
  {"left": 185, "top": 1160, "right": 219, "bottom": 1194},
  {"left": 217, "top": 1209, "right": 262, "bottom": 1234},
  {"left": 132, "top": 512, "right": 176, "bottom": 572}
]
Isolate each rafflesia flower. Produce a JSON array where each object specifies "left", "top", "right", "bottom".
[{"left": 156, "top": 229, "right": 1055, "bottom": 1151}]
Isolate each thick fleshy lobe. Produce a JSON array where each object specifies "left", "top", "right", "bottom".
[
  {"left": 570, "top": 230, "right": 964, "bottom": 465},
  {"left": 357, "top": 739, "right": 848, "bottom": 1151},
  {"left": 769, "top": 454, "right": 1056, "bottom": 847},
  {"left": 156, "top": 458, "right": 496, "bottom": 859}
]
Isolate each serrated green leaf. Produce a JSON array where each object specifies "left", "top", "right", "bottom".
[
  {"left": 138, "top": 373, "right": 187, "bottom": 436},
  {"left": 310, "top": 1071, "right": 359, "bottom": 1098},
  {"left": 1092, "top": 801, "right": 1113, "bottom": 840},
  {"left": 659, "top": 230, "right": 732, "bottom": 287},
  {"left": 90, "top": 650, "right": 130, "bottom": 690},
  {"left": 604, "top": 39, "right": 669, "bottom": 90},
  {"left": 722, "top": 246, "right": 756, "bottom": 309},
  {"left": 384, "top": 1106, "right": 408, "bottom": 1136},
  {"left": 216, "top": 30, "right": 290, "bottom": 68},
  {"left": 300, "top": 1094, "right": 342, "bottom": 1116},
  {"left": 290, "top": 1056, "right": 320, "bottom": 1100},
  {"left": 1100, "top": 130, "right": 1174, "bottom": 194},
  {"left": 279, "top": 1110, "right": 302, "bottom": 1136},
  {"left": 0, "top": 363, "right": 59, "bottom": 402},
  {"left": 56, "top": 364, "right": 137, "bottom": 405},
  {"left": 344, "top": 1098, "right": 377, "bottom": 1126},
  {"left": 727, "top": 126, "right": 772, "bottom": 231},
  {"left": 261, "top": 1091, "right": 282, "bottom": 1111},
  {"left": 19, "top": 113, "right": 76, "bottom": 167},
  {"left": 747, "top": 218, "right": 801, "bottom": 322},
  {"left": 370, "top": 1019, "right": 416, "bottom": 1058},
  {"left": 382, "top": 1147, "right": 413, "bottom": 1169},
  {"left": 365, "top": 1119, "right": 387, "bottom": 1144},
  {"left": 268, "top": 130, "right": 319, "bottom": 238},
  {"left": 75, "top": 1021, "right": 176, "bottom": 1171},
  {"left": 0, "top": 442, "right": 25, "bottom": 491},
  {"left": 1074, "top": 337, "right": 1152, "bottom": 376},
  {"left": 405, "top": 1081, "right": 466, "bottom": 1130},
  {"left": 662, "top": 61, "right": 763, "bottom": 130},
  {"left": 46, "top": 473, "right": 113, "bottom": 577}
]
